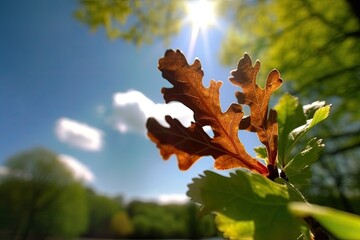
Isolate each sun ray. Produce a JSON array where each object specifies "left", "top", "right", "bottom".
[{"left": 185, "top": 0, "right": 217, "bottom": 59}]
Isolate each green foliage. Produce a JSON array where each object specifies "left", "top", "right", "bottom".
[
  {"left": 0, "top": 148, "right": 217, "bottom": 239},
  {"left": 0, "top": 148, "right": 88, "bottom": 239},
  {"left": 74, "top": 0, "right": 184, "bottom": 45},
  {"left": 289, "top": 202, "right": 360, "bottom": 239},
  {"left": 272, "top": 94, "right": 331, "bottom": 190},
  {"left": 284, "top": 138, "right": 324, "bottom": 189},
  {"left": 126, "top": 201, "right": 216, "bottom": 239},
  {"left": 275, "top": 94, "right": 330, "bottom": 188},
  {"left": 275, "top": 93, "right": 306, "bottom": 166},
  {"left": 111, "top": 211, "right": 134, "bottom": 237},
  {"left": 187, "top": 170, "right": 305, "bottom": 239},
  {"left": 275, "top": 94, "right": 330, "bottom": 167},
  {"left": 253, "top": 146, "right": 267, "bottom": 163},
  {"left": 83, "top": 189, "right": 126, "bottom": 238}
]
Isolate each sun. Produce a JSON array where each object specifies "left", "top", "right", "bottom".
[
  {"left": 186, "top": 0, "right": 216, "bottom": 31},
  {"left": 185, "top": 0, "right": 218, "bottom": 59}
]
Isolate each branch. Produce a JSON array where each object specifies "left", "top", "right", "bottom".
[{"left": 304, "top": 217, "right": 330, "bottom": 240}]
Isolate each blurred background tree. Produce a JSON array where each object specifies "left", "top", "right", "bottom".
[
  {"left": 111, "top": 211, "right": 134, "bottom": 237},
  {"left": 0, "top": 148, "right": 88, "bottom": 239},
  {"left": 82, "top": 188, "right": 129, "bottom": 238},
  {"left": 0, "top": 147, "right": 215, "bottom": 239},
  {"left": 74, "top": 0, "right": 183, "bottom": 45},
  {"left": 74, "top": 0, "right": 360, "bottom": 213},
  {"left": 126, "top": 200, "right": 216, "bottom": 239}
]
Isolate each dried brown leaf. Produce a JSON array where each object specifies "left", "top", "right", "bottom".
[
  {"left": 146, "top": 50, "right": 268, "bottom": 174},
  {"left": 230, "top": 53, "right": 282, "bottom": 166}
]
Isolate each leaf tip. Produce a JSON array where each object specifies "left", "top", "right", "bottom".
[{"left": 267, "top": 69, "right": 283, "bottom": 90}]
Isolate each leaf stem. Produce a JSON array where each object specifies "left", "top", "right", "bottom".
[
  {"left": 267, "top": 164, "right": 279, "bottom": 180},
  {"left": 304, "top": 217, "right": 330, "bottom": 240}
]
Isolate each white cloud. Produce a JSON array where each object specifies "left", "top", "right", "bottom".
[
  {"left": 157, "top": 194, "right": 190, "bottom": 204},
  {"left": 110, "top": 90, "right": 194, "bottom": 134},
  {"left": 55, "top": 118, "right": 104, "bottom": 151},
  {"left": 132, "top": 193, "right": 190, "bottom": 205},
  {"left": 58, "top": 154, "right": 95, "bottom": 183}
]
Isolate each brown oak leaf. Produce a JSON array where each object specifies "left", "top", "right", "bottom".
[
  {"left": 146, "top": 50, "right": 268, "bottom": 174},
  {"left": 230, "top": 54, "right": 283, "bottom": 167}
]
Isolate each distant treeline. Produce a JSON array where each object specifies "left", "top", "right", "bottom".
[
  {"left": 0, "top": 148, "right": 217, "bottom": 239},
  {"left": 82, "top": 188, "right": 218, "bottom": 239}
]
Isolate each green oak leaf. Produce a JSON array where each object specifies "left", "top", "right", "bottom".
[
  {"left": 274, "top": 93, "right": 330, "bottom": 169},
  {"left": 275, "top": 93, "right": 306, "bottom": 166},
  {"left": 187, "top": 170, "right": 305, "bottom": 239},
  {"left": 284, "top": 138, "right": 324, "bottom": 189},
  {"left": 289, "top": 202, "right": 360, "bottom": 239},
  {"left": 289, "top": 105, "right": 331, "bottom": 148},
  {"left": 254, "top": 146, "right": 267, "bottom": 163},
  {"left": 215, "top": 213, "right": 255, "bottom": 239}
]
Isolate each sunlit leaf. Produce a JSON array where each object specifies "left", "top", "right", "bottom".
[
  {"left": 187, "top": 170, "right": 305, "bottom": 239},
  {"left": 274, "top": 93, "right": 306, "bottom": 166},
  {"left": 215, "top": 213, "right": 254, "bottom": 239},
  {"left": 254, "top": 146, "right": 267, "bottom": 163},
  {"left": 289, "top": 105, "right": 331, "bottom": 144},
  {"left": 230, "top": 53, "right": 282, "bottom": 166},
  {"left": 146, "top": 50, "right": 269, "bottom": 174},
  {"left": 289, "top": 202, "right": 360, "bottom": 239},
  {"left": 274, "top": 95, "right": 330, "bottom": 187},
  {"left": 284, "top": 138, "right": 324, "bottom": 189}
]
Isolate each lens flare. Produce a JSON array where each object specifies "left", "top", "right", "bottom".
[{"left": 185, "top": 0, "right": 217, "bottom": 59}]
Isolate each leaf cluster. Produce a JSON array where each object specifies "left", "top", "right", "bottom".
[{"left": 146, "top": 50, "right": 333, "bottom": 239}]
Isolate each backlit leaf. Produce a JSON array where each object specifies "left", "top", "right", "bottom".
[
  {"left": 215, "top": 213, "right": 254, "bottom": 239},
  {"left": 284, "top": 138, "right": 324, "bottom": 189},
  {"left": 289, "top": 202, "right": 360, "bottom": 239},
  {"left": 230, "top": 54, "right": 282, "bottom": 166},
  {"left": 253, "top": 146, "right": 267, "bottom": 163},
  {"left": 187, "top": 170, "right": 305, "bottom": 239},
  {"left": 274, "top": 93, "right": 306, "bottom": 166},
  {"left": 146, "top": 50, "right": 268, "bottom": 173},
  {"left": 289, "top": 105, "right": 331, "bottom": 145}
]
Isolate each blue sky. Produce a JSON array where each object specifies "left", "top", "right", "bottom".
[{"left": 0, "top": 0, "right": 261, "bottom": 202}]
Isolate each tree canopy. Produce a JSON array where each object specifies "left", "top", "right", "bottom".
[
  {"left": 0, "top": 148, "right": 88, "bottom": 239},
  {"left": 74, "top": 0, "right": 183, "bottom": 45}
]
